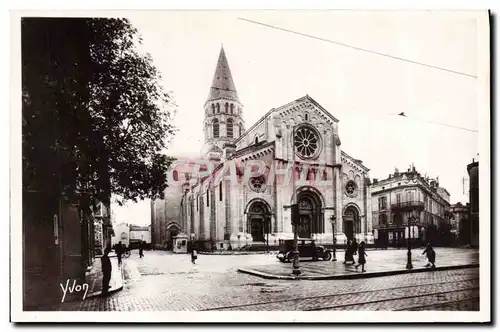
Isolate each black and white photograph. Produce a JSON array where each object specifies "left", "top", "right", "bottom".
[{"left": 10, "top": 7, "right": 490, "bottom": 323}]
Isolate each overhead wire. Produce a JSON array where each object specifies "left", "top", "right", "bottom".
[
  {"left": 238, "top": 17, "right": 477, "bottom": 79},
  {"left": 238, "top": 17, "right": 479, "bottom": 133}
]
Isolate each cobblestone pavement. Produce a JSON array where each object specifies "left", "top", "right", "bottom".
[{"left": 59, "top": 250, "right": 480, "bottom": 312}]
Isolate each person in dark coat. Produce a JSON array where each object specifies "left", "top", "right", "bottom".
[
  {"left": 116, "top": 241, "right": 123, "bottom": 266},
  {"left": 188, "top": 241, "right": 198, "bottom": 264},
  {"left": 422, "top": 243, "right": 436, "bottom": 268},
  {"left": 101, "top": 247, "right": 112, "bottom": 296},
  {"left": 139, "top": 241, "right": 144, "bottom": 258},
  {"left": 355, "top": 241, "right": 368, "bottom": 272},
  {"left": 352, "top": 238, "right": 359, "bottom": 256},
  {"left": 343, "top": 240, "right": 354, "bottom": 265}
]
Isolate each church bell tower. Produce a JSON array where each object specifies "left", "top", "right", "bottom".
[{"left": 202, "top": 46, "right": 245, "bottom": 159}]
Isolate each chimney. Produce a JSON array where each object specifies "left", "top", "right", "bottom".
[{"left": 223, "top": 142, "right": 237, "bottom": 160}]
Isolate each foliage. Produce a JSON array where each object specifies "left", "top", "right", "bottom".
[{"left": 22, "top": 18, "right": 176, "bottom": 208}]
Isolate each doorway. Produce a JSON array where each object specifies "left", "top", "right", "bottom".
[{"left": 247, "top": 201, "right": 270, "bottom": 242}]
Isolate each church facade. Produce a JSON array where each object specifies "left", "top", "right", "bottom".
[{"left": 171, "top": 47, "right": 373, "bottom": 250}]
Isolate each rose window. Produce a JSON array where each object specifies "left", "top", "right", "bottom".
[
  {"left": 249, "top": 176, "right": 266, "bottom": 193},
  {"left": 345, "top": 180, "right": 357, "bottom": 197},
  {"left": 294, "top": 126, "right": 321, "bottom": 159}
]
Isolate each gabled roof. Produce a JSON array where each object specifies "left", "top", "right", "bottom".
[{"left": 234, "top": 94, "right": 338, "bottom": 145}]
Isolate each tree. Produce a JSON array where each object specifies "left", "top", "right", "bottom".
[{"left": 22, "top": 18, "right": 176, "bottom": 208}]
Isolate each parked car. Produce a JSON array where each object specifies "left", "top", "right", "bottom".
[{"left": 276, "top": 238, "right": 332, "bottom": 262}]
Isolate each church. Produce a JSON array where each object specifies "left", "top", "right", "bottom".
[{"left": 154, "top": 46, "right": 374, "bottom": 251}]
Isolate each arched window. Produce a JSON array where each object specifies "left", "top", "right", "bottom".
[
  {"left": 211, "top": 104, "right": 215, "bottom": 114},
  {"left": 213, "top": 118, "right": 219, "bottom": 138},
  {"left": 227, "top": 118, "right": 234, "bottom": 138},
  {"left": 225, "top": 102, "right": 229, "bottom": 113},
  {"left": 230, "top": 104, "right": 234, "bottom": 114},
  {"left": 254, "top": 136, "right": 259, "bottom": 144},
  {"left": 305, "top": 113, "right": 309, "bottom": 121},
  {"left": 216, "top": 103, "right": 220, "bottom": 113}
]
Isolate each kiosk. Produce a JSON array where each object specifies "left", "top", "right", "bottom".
[{"left": 173, "top": 233, "right": 189, "bottom": 254}]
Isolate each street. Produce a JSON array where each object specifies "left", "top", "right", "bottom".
[{"left": 59, "top": 249, "right": 480, "bottom": 311}]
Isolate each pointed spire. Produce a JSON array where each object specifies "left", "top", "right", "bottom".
[{"left": 207, "top": 46, "right": 239, "bottom": 103}]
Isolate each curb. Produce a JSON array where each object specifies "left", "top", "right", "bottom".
[
  {"left": 86, "top": 261, "right": 125, "bottom": 299},
  {"left": 237, "top": 263, "right": 479, "bottom": 280}
]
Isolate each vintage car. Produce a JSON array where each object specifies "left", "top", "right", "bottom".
[{"left": 276, "top": 238, "right": 332, "bottom": 262}]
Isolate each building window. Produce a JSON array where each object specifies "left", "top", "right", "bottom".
[
  {"left": 379, "top": 213, "right": 387, "bottom": 226},
  {"left": 239, "top": 124, "right": 243, "bottom": 137},
  {"left": 230, "top": 104, "right": 234, "bottom": 114},
  {"left": 216, "top": 103, "right": 220, "bottom": 113},
  {"left": 219, "top": 182, "right": 222, "bottom": 201},
  {"left": 206, "top": 189, "right": 209, "bottom": 206},
  {"left": 197, "top": 195, "right": 199, "bottom": 211},
  {"left": 255, "top": 136, "right": 259, "bottom": 144},
  {"left": 345, "top": 180, "right": 357, "bottom": 198},
  {"left": 172, "top": 170, "right": 179, "bottom": 182},
  {"left": 249, "top": 175, "right": 267, "bottom": 193},
  {"left": 212, "top": 118, "right": 219, "bottom": 138},
  {"left": 294, "top": 125, "right": 321, "bottom": 159},
  {"left": 227, "top": 118, "right": 234, "bottom": 138},
  {"left": 305, "top": 113, "right": 309, "bottom": 121},
  {"left": 225, "top": 102, "right": 229, "bottom": 113},
  {"left": 407, "top": 191, "right": 414, "bottom": 202},
  {"left": 379, "top": 196, "right": 387, "bottom": 210},
  {"left": 396, "top": 193, "right": 401, "bottom": 204},
  {"left": 211, "top": 104, "right": 215, "bottom": 114}
]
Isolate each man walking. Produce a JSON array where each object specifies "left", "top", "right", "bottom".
[
  {"left": 116, "top": 241, "right": 123, "bottom": 266},
  {"left": 139, "top": 241, "right": 144, "bottom": 258},
  {"left": 101, "top": 247, "right": 112, "bottom": 296}
]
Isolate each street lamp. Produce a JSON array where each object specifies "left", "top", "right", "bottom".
[
  {"left": 406, "top": 214, "right": 413, "bottom": 270},
  {"left": 330, "top": 214, "right": 337, "bottom": 261}
]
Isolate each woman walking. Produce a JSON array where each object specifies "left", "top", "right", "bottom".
[
  {"left": 422, "top": 243, "right": 436, "bottom": 268},
  {"left": 355, "top": 241, "right": 368, "bottom": 272},
  {"left": 343, "top": 240, "right": 355, "bottom": 265}
]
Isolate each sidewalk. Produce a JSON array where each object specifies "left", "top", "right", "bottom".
[
  {"left": 238, "top": 248, "right": 479, "bottom": 280},
  {"left": 85, "top": 256, "right": 124, "bottom": 298}
]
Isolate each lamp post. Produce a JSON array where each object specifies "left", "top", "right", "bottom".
[
  {"left": 406, "top": 214, "right": 413, "bottom": 270},
  {"left": 330, "top": 214, "right": 337, "bottom": 261}
]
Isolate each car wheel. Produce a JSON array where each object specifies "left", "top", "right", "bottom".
[{"left": 323, "top": 251, "right": 332, "bottom": 261}]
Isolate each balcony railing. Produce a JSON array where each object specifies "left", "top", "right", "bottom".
[{"left": 391, "top": 201, "right": 425, "bottom": 211}]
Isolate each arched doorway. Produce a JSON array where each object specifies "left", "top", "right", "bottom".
[
  {"left": 246, "top": 201, "right": 271, "bottom": 242},
  {"left": 296, "top": 191, "right": 323, "bottom": 238},
  {"left": 166, "top": 223, "right": 181, "bottom": 250},
  {"left": 343, "top": 206, "right": 360, "bottom": 240}
]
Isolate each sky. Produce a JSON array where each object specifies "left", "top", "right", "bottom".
[{"left": 112, "top": 10, "right": 482, "bottom": 226}]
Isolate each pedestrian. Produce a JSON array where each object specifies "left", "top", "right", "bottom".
[
  {"left": 101, "top": 246, "right": 112, "bottom": 296},
  {"left": 116, "top": 241, "right": 123, "bottom": 266},
  {"left": 422, "top": 243, "right": 436, "bottom": 268},
  {"left": 343, "top": 240, "right": 354, "bottom": 265},
  {"left": 352, "top": 238, "right": 358, "bottom": 256},
  {"left": 190, "top": 242, "right": 198, "bottom": 264},
  {"left": 139, "top": 241, "right": 144, "bottom": 258},
  {"left": 355, "top": 241, "right": 368, "bottom": 272}
]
